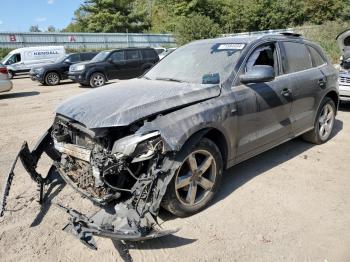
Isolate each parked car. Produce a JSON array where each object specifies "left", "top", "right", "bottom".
[
  {"left": 68, "top": 47, "right": 159, "bottom": 87},
  {"left": 3, "top": 32, "right": 339, "bottom": 248},
  {"left": 1, "top": 46, "right": 65, "bottom": 79},
  {"left": 158, "top": 47, "right": 177, "bottom": 60},
  {"left": 336, "top": 30, "right": 350, "bottom": 101},
  {"left": 29, "top": 52, "right": 98, "bottom": 86},
  {"left": 0, "top": 63, "right": 13, "bottom": 93}
]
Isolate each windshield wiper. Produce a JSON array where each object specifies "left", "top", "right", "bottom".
[{"left": 155, "top": 77, "right": 186, "bottom": 83}]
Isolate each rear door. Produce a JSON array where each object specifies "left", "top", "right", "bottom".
[{"left": 278, "top": 41, "right": 324, "bottom": 135}]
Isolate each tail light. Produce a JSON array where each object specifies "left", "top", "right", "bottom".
[{"left": 0, "top": 66, "right": 8, "bottom": 74}]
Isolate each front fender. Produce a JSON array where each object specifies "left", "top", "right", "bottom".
[{"left": 138, "top": 96, "right": 235, "bottom": 154}]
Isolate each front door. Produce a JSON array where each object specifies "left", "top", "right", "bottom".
[
  {"left": 106, "top": 50, "right": 125, "bottom": 80},
  {"left": 235, "top": 42, "right": 293, "bottom": 159}
]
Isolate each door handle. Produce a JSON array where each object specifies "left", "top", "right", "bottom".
[
  {"left": 281, "top": 88, "right": 291, "bottom": 97},
  {"left": 318, "top": 78, "right": 327, "bottom": 89}
]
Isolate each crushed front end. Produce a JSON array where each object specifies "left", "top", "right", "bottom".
[{"left": 1, "top": 115, "right": 179, "bottom": 249}]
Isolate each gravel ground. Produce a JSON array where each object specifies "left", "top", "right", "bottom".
[{"left": 0, "top": 77, "right": 349, "bottom": 262}]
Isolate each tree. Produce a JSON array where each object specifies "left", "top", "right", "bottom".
[
  {"left": 64, "top": 0, "right": 151, "bottom": 33},
  {"left": 29, "top": 25, "right": 41, "bottom": 32},
  {"left": 175, "top": 14, "right": 221, "bottom": 45},
  {"left": 47, "top": 25, "right": 56, "bottom": 32}
]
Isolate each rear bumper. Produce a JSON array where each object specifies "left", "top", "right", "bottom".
[{"left": 0, "top": 80, "right": 13, "bottom": 93}]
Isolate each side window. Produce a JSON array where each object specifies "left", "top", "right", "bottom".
[
  {"left": 6, "top": 53, "right": 21, "bottom": 65},
  {"left": 110, "top": 51, "right": 124, "bottom": 62},
  {"left": 126, "top": 50, "right": 140, "bottom": 60},
  {"left": 246, "top": 43, "right": 278, "bottom": 74},
  {"left": 279, "top": 42, "right": 312, "bottom": 74},
  {"left": 81, "top": 53, "right": 96, "bottom": 61},
  {"left": 308, "top": 46, "right": 326, "bottom": 67},
  {"left": 69, "top": 54, "right": 81, "bottom": 62},
  {"left": 141, "top": 49, "right": 157, "bottom": 59}
]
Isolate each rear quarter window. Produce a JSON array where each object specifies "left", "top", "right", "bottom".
[
  {"left": 81, "top": 53, "right": 97, "bottom": 61},
  {"left": 141, "top": 49, "right": 157, "bottom": 59},
  {"left": 307, "top": 46, "right": 326, "bottom": 67},
  {"left": 279, "top": 41, "right": 313, "bottom": 74},
  {"left": 126, "top": 50, "right": 141, "bottom": 60}
]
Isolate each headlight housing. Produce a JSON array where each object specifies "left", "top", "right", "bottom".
[
  {"left": 111, "top": 131, "right": 162, "bottom": 160},
  {"left": 34, "top": 67, "right": 44, "bottom": 73},
  {"left": 75, "top": 64, "right": 86, "bottom": 71}
]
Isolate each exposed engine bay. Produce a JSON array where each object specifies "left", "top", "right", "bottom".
[{"left": 0, "top": 115, "right": 180, "bottom": 250}]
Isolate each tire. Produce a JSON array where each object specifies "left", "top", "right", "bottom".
[
  {"left": 8, "top": 70, "right": 14, "bottom": 79},
  {"left": 44, "top": 72, "right": 60, "bottom": 86},
  {"left": 89, "top": 72, "right": 106, "bottom": 88},
  {"left": 162, "top": 138, "right": 223, "bottom": 217},
  {"left": 302, "top": 97, "right": 336, "bottom": 144}
]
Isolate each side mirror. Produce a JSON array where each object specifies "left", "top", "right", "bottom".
[
  {"left": 107, "top": 58, "right": 114, "bottom": 64},
  {"left": 240, "top": 65, "right": 275, "bottom": 84},
  {"left": 64, "top": 58, "right": 72, "bottom": 64}
]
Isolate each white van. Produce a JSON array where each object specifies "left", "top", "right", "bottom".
[{"left": 1, "top": 46, "right": 65, "bottom": 79}]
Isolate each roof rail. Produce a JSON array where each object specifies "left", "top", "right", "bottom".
[
  {"left": 222, "top": 28, "right": 298, "bottom": 37},
  {"left": 279, "top": 32, "right": 302, "bottom": 37}
]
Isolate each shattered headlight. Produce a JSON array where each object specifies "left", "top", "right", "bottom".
[{"left": 111, "top": 131, "right": 162, "bottom": 161}]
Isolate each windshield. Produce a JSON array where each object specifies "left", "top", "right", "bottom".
[
  {"left": 91, "top": 51, "right": 111, "bottom": 62},
  {"left": 145, "top": 42, "right": 243, "bottom": 84},
  {"left": 55, "top": 54, "right": 69, "bottom": 63}
]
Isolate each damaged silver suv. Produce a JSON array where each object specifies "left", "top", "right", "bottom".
[{"left": 1, "top": 32, "right": 339, "bottom": 249}]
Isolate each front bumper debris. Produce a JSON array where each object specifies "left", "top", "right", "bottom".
[{"left": 1, "top": 129, "right": 179, "bottom": 249}]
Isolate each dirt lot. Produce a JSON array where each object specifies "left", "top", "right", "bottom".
[{"left": 0, "top": 77, "right": 349, "bottom": 262}]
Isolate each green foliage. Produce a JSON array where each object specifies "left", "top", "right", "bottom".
[
  {"left": 0, "top": 48, "right": 14, "bottom": 60},
  {"left": 296, "top": 21, "right": 350, "bottom": 63},
  {"left": 63, "top": 0, "right": 349, "bottom": 50},
  {"left": 175, "top": 14, "right": 221, "bottom": 45},
  {"left": 29, "top": 25, "right": 41, "bottom": 32},
  {"left": 64, "top": 0, "right": 151, "bottom": 33}
]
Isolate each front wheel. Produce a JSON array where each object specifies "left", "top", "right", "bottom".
[
  {"left": 44, "top": 72, "right": 60, "bottom": 86},
  {"left": 162, "top": 138, "right": 223, "bottom": 217},
  {"left": 89, "top": 72, "right": 106, "bottom": 88},
  {"left": 302, "top": 97, "right": 336, "bottom": 144}
]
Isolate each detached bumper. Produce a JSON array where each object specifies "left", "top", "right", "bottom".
[{"left": 1, "top": 129, "right": 179, "bottom": 249}]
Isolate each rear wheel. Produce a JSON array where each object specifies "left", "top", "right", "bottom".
[
  {"left": 162, "top": 138, "right": 223, "bottom": 217},
  {"left": 89, "top": 72, "right": 106, "bottom": 88},
  {"left": 302, "top": 97, "right": 336, "bottom": 144},
  {"left": 44, "top": 72, "right": 60, "bottom": 86}
]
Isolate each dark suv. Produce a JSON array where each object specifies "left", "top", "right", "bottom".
[
  {"left": 29, "top": 52, "right": 97, "bottom": 86},
  {"left": 4, "top": 33, "right": 339, "bottom": 248},
  {"left": 68, "top": 47, "right": 159, "bottom": 87}
]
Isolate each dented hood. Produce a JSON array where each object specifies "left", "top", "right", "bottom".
[{"left": 56, "top": 78, "right": 220, "bottom": 128}]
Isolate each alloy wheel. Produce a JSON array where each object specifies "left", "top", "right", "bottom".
[
  {"left": 318, "top": 103, "right": 335, "bottom": 141},
  {"left": 175, "top": 149, "right": 217, "bottom": 206},
  {"left": 91, "top": 74, "right": 105, "bottom": 87},
  {"left": 46, "top": 72, "right": 60, "bottom": 85}
]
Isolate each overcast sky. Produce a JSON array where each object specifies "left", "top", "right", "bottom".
[{"left": 0, "top": 0, "right": 83, "bottom": 32}]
